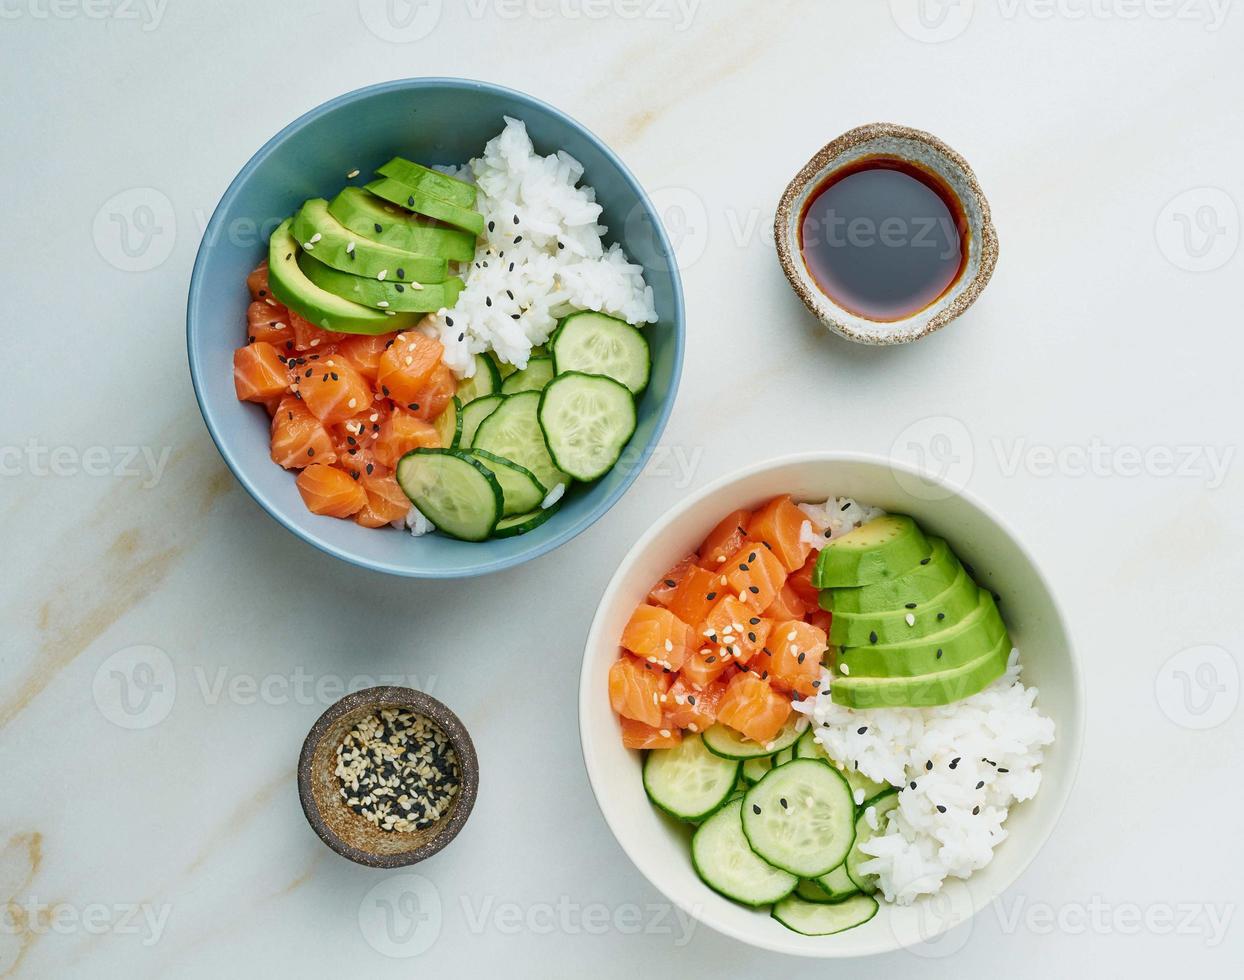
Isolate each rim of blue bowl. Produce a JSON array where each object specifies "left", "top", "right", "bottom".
[{"left": 187, "top": 77, "right": 685, "bottom": 579}]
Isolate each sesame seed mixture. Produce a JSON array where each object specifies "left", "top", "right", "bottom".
[{"left": 335, "top": 708, "right": 461, "bottom": 833}]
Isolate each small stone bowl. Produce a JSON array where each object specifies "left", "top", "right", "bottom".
[
  {"left": 298, "top": 686, "right": 479, "bottom": 868},
  {"left": 774, "top": 122, "right": 999, "bottom": 345}
]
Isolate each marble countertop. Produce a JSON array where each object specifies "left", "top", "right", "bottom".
[{"left": 1, "top": 1, "right": 1241, "bottom": 976}]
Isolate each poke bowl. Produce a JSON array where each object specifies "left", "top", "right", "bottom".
[
  {"left": 188, "top": 77, "right": 684, "bottom": 578},
  {"left": 578, "top": 452, "right": 1082, "bottom": 957}
]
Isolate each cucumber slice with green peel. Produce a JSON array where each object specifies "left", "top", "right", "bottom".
[
  {"left": 472, "top": 391, "right": 568, "bottom": 491},
  {"left": 326, "top": 187, "right": 477, "bottom": 262},
  {"left": 492, "top": 502, "right": 560, "bottom": 538},
  {"left": 642, "top": 734, "right": 741, "bottom": 822},
  {"left": 741, "top": 754, "right": 775, "bottom": 785},
  {"left": 792, "top": 729, "right": 892, "bottom": 807},
  {"left": 550, "top": 311, "right": 651, "bottom": 394},
  {"left": 846, "top": 791, "right": 900, "bottom": 893},
  {"left": 298, "top": 252, "right": 464, "bottom": 312},
  {"left": 794, "top": 878, "right": 837, "bottom": 903},
  {"left": 366, "top": 177, "right": 486, "bottom": 237},
  {"left": 814, "top": 515, "right": 930, "bottom": 589},
  {"left": 394, "top": 449, "right": 501, "bottom": 542},
  {"left": 830, "top": 560, "right": 977, "bottom": 646},
  {"left": 267, "top": 220, "right": 421, "bottom": 335},
  {"left": 815, "top": 864, "right": 860, "bottom": 901},
  {"left": 460, "top": 394, "right": 502, "bottom": 446},
  {"left": 821, "top": 537, "right": 960, "bottom": 615},
  {"left": 772, "top": 893, "right": 879, "bottom": 936},
  {"left": 470, "top": 449, "right": 545, "bottom": 516},
  {"left": 456, "top": 354, "right": 501, "bottom": 404},
  {"left": 741, "top": 759, "right": 856, "bottom": 878},
  {"left": 292, "top": 199, "right": 450, "bottom": 283},
  {"left": 773, "top": 745, "right": 795, "bottom": 767},
  {"left": 701, "top": 716, "right": 802, "bottom": 760},
  {"left": 376, "top": 157, "right": 477, "bottom": 209},
  {"left": 500, "top": 356, "right": 554, "bottom": 394},
  {"left": 537, "top": 373, "right": 636, "bottom": 482},
  {"left": 691, "top": 799, "right": 798, "bottom": 907},
  {"left": 832, "top": 630, "right": 1011, "bottom": 709},
  {"left": 433, "top": 396, "right": 462, "bottom": 449}
]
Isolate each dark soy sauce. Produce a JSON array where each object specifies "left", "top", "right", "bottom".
[{"left": 798, "top": 156, "right": 968, "bottom": 322}]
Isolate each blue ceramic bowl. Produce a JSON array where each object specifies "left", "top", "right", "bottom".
[{"left": 188, "top": 78, "right": 684, "bottom": 578}]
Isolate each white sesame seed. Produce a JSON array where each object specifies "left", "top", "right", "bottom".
[
  {"left": 787, "top": 630, "right": 798, "bottom": 641},
  {"left": 347, "top": 169, "right": 360, "bottom": 178},
  {"left": 377, "top": 270, "right": 387, "bottom": 281},
  {"left": 377, "top": 300, "right": 390, "bottom": 308},
  {"left": 664, "top": 639, "right": 673, "bottom": 652},
  {"left": 309, "top": 233, "right": 321, "bottom": 243},
  {"left": 346, "top": 241, "right": 356, "bottom": 253},
  {"left": 841, "top": 664, "right": 850, "bottom": 675},
  {"left": 347, "top": 398, "right": 357, "bottom": 409},
  {"left": 659, "top": 730, "right": 671, "bottom": 739},
  {"left": 905, "top": 613, "right": 916, "bottom": 626}
]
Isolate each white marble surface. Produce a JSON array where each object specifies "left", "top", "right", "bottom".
[{"left": 2, "top": 1, "right": 1242, "bottom": 976}]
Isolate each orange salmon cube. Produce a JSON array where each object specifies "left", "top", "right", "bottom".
[
  {"left": 289, "top": 310, "right": 346, "bottom": 352},
  {"left": 648, "top": 555, "right": 698, "bottom": 608},
  {"left": 373, "top": 411, "right": 440, "bottom": 469},
  {"left": 680, "top": 647, "right": 731, "bottom": 690},
  {"left": 270, "top": 396, "right": 335, "bottom": 469},
  {"left": 377, "top": 332, "right": 444, "bottom": 406},
  {"left": 354, "top": 470, "right": 411, "bottom": 528},
  {"left": 667, "top": 565, "right": 726, "bottom": 628},
  {"left": 747, "top": 495, "right": 813, "bottom": 572},
  {"left": 620, "top": 717, "right": 681, "bottom": 750},
  {"left": 701, "top": 596, "right": 770, "bottom": 664},
  {"left": 716, "top": 672, "right": 792, "bottom": 745},
  {"left": 337, "top": 332, "right": 398, "bottom": 383},
  {"left": 723, "top": 540, "right": 788, "bottom": 613},
  {"left": 608, "top": 654, "right": 672, "bottom": 728},
  {"left": 763, "top": 582, "right": 814, "bottom": 622},
  {"left": 295, "top": 464, "right": 367, "bottom": 518},
  {"left": 246, "top": 261, "right": 271, "bottom": 301},
  {"left": 233, "top": 342, "right": 290, "bottom": 403},
  {"left": 620, "top": 604, "right": 694, "bottom": 672},
  {"left": 698, "top": 508, "right": 752, "bottom": 567},
  {"left": 756, "top": 620, "right": 827, "bottom": 697},
  {"left": 788, "top": 553, "right": 820, "bottom": 607},
  {"left": 297, "top": 355, "right": 373, "bottom": 426},
  {"left": 247, "top": 300, "right": 294, "bottom": 347},
  {"left": 662, "top": 677, "right": 727, "bottom": 733}
]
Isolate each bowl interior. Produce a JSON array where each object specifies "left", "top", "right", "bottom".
[
  {"left": 776, "top": 124, "right": 998, "bottom": 346},
  {"left": 299, "top": 687, "right": 479, "bottom": 867},
  {"left": 579, "top": 454, "right": 1081, "bottom": 957},
  {"left": 189, "top": 79, "right": 682, "bottom": 577}
]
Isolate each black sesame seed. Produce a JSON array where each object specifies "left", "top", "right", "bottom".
[
  {"left": 869, "top": 631, "right": 878, "bottom": 644},
  {"left": 396, "top": 268, "right": 405, "bottom": 279},
  {"left": 779, "top": 797, "right": 788, "bottom": 809},
  {"left": 920, "top": 557, "right": 931, "bottom": 565},
  {"left": 936, "top": 805, "right": 947, "bottom": 813},
  {"left": 752, "top": 804, "right": 761, "bottom": 815},
  {"left": 926, "top": 760, "right": 933, "bottom": 771},
  {"left": 749, "top": 617, "right": 760, "bottom": 625},
  {"left": 857, "top": 726, "right": 868, "bottom": 735},
  {"left": 905, "top": 602, "right": 917, "bottom": 609},
  {"left": 748, "top": 586, "right": 759, "bottom": 594},
  {"left": 972, "top": 806, "right": 980, "bottom": 815},
  {"left": 374, "top": 223, "right": 383, "bottom": 233},
  {"left": 706, "top": 592, "right": 717, "bottom": 601}
]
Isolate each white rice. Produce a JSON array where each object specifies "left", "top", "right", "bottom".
[
  {"left": 796, "top": 652, "right": 1055, "bottom": 905},
  {"left": 421, "top": 117, "right": 657, "bottom": 376},
  {"left": 797, "top": 496, "right": 887, "bottom": 551}
]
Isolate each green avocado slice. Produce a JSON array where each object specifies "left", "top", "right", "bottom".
[
  {"left": 297, "top": 252, "right": 463, "bottom": 313},
  {"left": 829, "top": 561, "right": 978, "bottom": 646},
  {"left": 266, "top": 220, "right": 420, "bottom": 335},
  {"left": 830, "top": 631, "right": 1011, "bottom": 709},
  {"left": 820, "top": 538, "right": 960, "bottom": 615},
  {"left": 837, "top": 591, "right": 1007, "bottom": 679},
  {"left": 292, "top": 199, "right": 449, "bottom": 283},
  {"left": 376, "top": 157, "right": 476, "bottom": 208},
  {"left": 814, "top": 515, "right": 930, "bottom": 589},
  {"left": 327, "top": 187, "right": 476, "bottom": 262},
  {"left": 366, "top": 177, "right": 485, "bottom": 237}
]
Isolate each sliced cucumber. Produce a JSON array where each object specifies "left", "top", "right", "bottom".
[
  {"left": 794, "top": 878, "right": 836, "bottom": 903},
  {"left": 691, "top": 799, "right": 797, "bottom": 907},
  {"left": 773, "top": 745, "right": 796, "bottom": 767},
  {"left": 456, "top": 354, "right": 501, "bottom": 404},
  {"left": 471, "top": 449, "right": 545, "bottom": 516},
  {"left": 701, "top": 716, "right": 802, "bottom": 760},
  {"left": 433, "top": 396, "right": 462, "bottom": 449},
  {"left": 500, "top": 356, "right": 554, "bottom": 394},
  {"left": 793, "top": 728, "right": 892, "bottom": 806},
  {"left": 741, "top": 755, "right": 775, "bottom": 785},
  {"left": 460, "top": 394, "right": 502, "bottom": 446},
  {"left": 816, "top": 863, "right": 860, "bottom": 901},
  {"left": 643, "top": 734, "right": 741, "bottom": 822},
  {"left": 846, "top": 790, "right": 900, "bottom": 893},
  {"left": 551, "top": 311, "right": 650, "bottom": 394},
  {"left": 492, "top": 502, "right": 560, "bottom": 538},
  {"left": 394, "top": 449, "right": 501, "bottom": 542},
  {"left": 741, "top": 759, "right": 856, "bottom": 878},
  {"left": 772, "top": 892, "right": 879, "bottom": 936},
  {"left": 472, "top": 391, "right": 568, "bottom": 491},
  {"left": 537, "top": 373, "right": 636, "bottom": 482},
  {"left": 488, "top": 350, "right": 517, "bottom": 379}
]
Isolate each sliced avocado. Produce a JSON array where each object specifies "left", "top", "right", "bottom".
[
  {"left": 829, "top": 561, "right": 978, "bottom": 646},
  {"left": 266, "top": 220, "right": 420, "bottom": 335},
  {"left": 837, "top": 591, "right": 1007, "bottom": 679},
  {"left": 297, "top": 252, "right": 464, "bottom": 313},
  {"left": 292, "top": 199, "right": 449, "bottom": 283},
  {"left": 814, "top": 514, "right": 930, "bottom": 589},
  {"left": 366, "top": 177, "right": 485, "bottom": 237},
  {"left": 377, "top": 157, "right": 476, "bottom": 208},
  {"left": 821, "top": 537, "right": 960, "bottom": 615},
  {"left": 831, "top": 631, "right": 1011, "bottom": 709},
  {"left": 327, "top": 187, "right": 476, "bottom": 262}
]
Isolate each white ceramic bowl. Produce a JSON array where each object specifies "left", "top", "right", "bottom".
[{"left": 578, "top": 453, "right": 1083, "bottom": 957}]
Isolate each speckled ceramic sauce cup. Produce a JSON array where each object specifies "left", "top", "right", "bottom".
[{"left": 775, "top": 123, "right": 999, "bottom": 345}]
